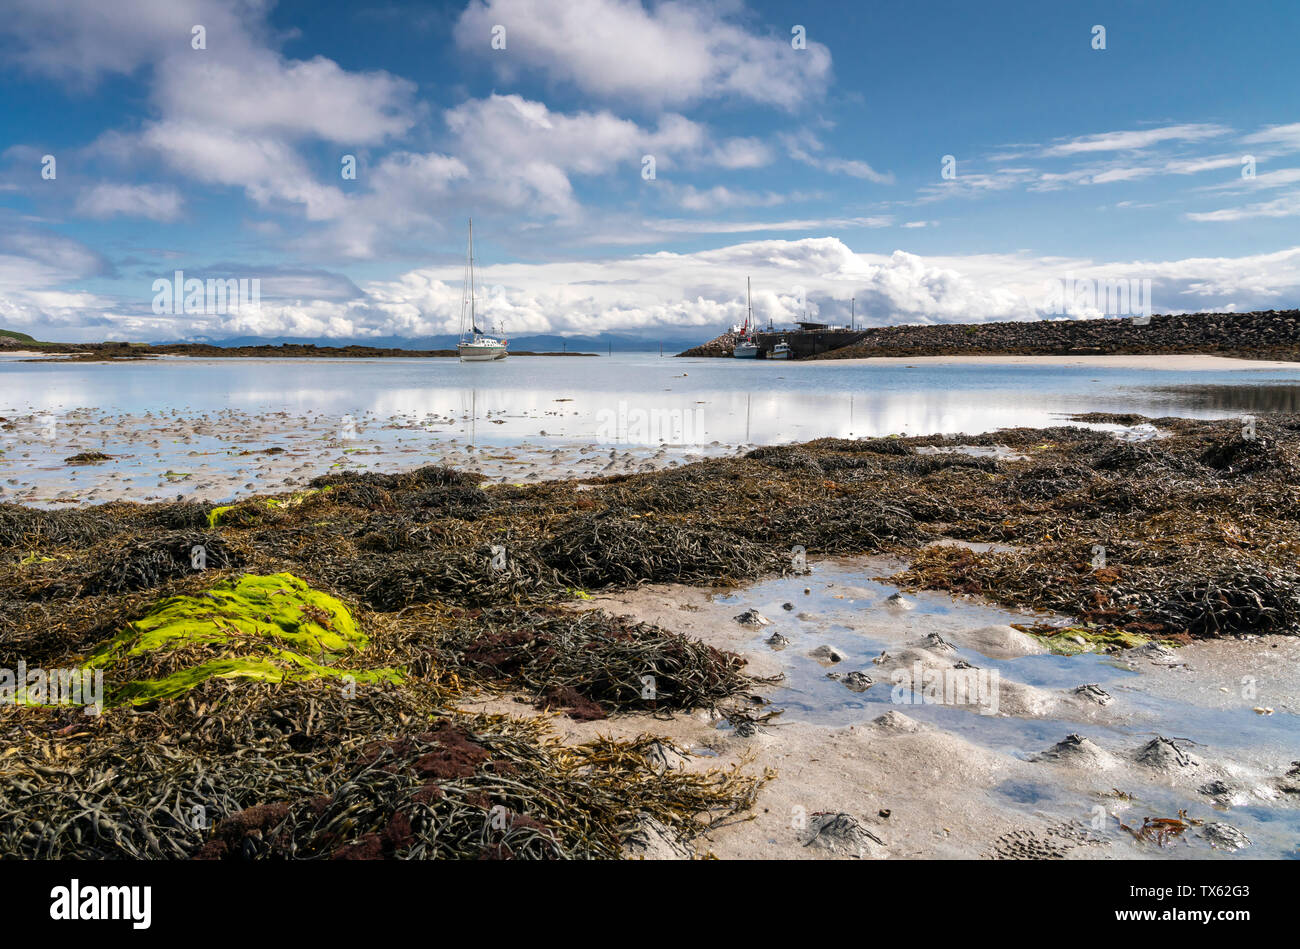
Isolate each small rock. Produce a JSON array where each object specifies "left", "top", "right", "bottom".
[
  {"left": 885, "top": 592, "right": 915, "bottom": 611},
  {"left": 809, "top": 645, "right": 847, "bottom": 664},
  {"left": 1201, "top": 821, "right": 1250, "bottom": 852},
  {"left": 1135, "top": 736, "right": 1200, "bottom": 772},
  {"left": 1073, "top": 683, "right": 1113, "bottom": 705},
  {"left": 733, "top": 608, "right": 770, "bottom": 627},
  {"left": 765, "top": 632, "right": 791, "bottom": 649},
  {"left": 843, "top": 671, "right": 873, "bottom": 692},
  {"left": 921, "top": 632, "right": 956, "bottom": 651},
  {"left": 872, "top": 710, "right": 920, "bottom": 732},
  {"left": 804, "top": 812, "right": 886, "bottom": 858},
  {"left": 1127, "top": 642, "right": 1182, "bottom": 666}
]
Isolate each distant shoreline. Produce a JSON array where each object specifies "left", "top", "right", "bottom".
[{"left": 4, "top": 342, "right": 598, "bottom": 361}]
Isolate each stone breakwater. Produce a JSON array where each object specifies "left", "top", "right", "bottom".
[
  {"left": 678, "top": 330, "right": 742, "bottom": 358},
  {"left": 678, "top": 310, "right": 1300, "bottom": 360}
]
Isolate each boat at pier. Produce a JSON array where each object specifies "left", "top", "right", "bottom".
[{"left": 733, "top": 278, "right": 759, "bottom": 358}]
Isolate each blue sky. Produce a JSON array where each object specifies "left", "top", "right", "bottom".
[{"left": 1, "top": 0, "right": 1298, "bottom": 342}]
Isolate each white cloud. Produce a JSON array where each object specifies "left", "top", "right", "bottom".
[
  {"left": 15, "top": 237, "right": 1297, "bottom": 342},
  {"left": 672, "top": 185, "right": 788, "bottom": 211},
  {"left": 440, "top": 94, "right": 746, "bottom": 217},
  {"left": 644, "top": 216, "right": 892, "bottom": 234},
  {"left": 0, "top": 222, "right": 118, "bottom": 333},
  {"left": 706, "top": 137, "right": 775, "bottom": 169},
  {"left": 1241, "top": 123, "right": 1300, "bottom": 150},
  {"left": 1185, "top": 191, "right": 1300, "bottom": 222},
  {"left": 1198, "top": 167, "right": 1300, "bottom": 192},
  {"left": 141, "top": 122, "right": 349, "bottom": 221},
  {"left": 75, "top": 183, "right": 183, "bottom": 221},
  {"left": 0, "top": 0, "right": 251, "bottom": 84},
  {"left": 153, "top": 51, "right": 417, "bottom": 144},
  {"left": 781, "top": 131, "right": 893, "bottom": 184},
  {"left": 454, "top": 0, "right": 831, "bottom": 109},
  {"left": 1039, "top": 124, "right": 1230, "bottom": 157}
]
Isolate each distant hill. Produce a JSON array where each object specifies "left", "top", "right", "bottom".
[{"left": 0, "top": 329, "right": 38, "bottom": 344}]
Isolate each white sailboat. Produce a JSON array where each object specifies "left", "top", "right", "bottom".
[
  {"left": 457, "top": 218, "right": 508, "bottom": 362},
  {"left": 733, "top": 277, "right": 759, "bottom": 359}
]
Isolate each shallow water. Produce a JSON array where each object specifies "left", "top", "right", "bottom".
[
  {"left": 713, "top": 557, "right": 1300, "bottom": 859},
  {"left": 3, "top": 354, "right": 1298, "bottom": 505},
  {"left": 4, "top": 353, "right": 1299, "bottom": 446}
]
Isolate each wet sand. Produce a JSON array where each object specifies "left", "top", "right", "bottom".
[
  {"left": 0, "top": 407, "right": 742, "bottom": 507},
  {"left": 466, "top": 554, "right": 1300, "bottom": 859}
]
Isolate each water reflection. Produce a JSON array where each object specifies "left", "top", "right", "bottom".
[
  {"left": 1146, "top": 384, "right": 1300, "bottom": 414},
  {"left": 3, "top": 354, "right": 1300, "bottom": 450}
]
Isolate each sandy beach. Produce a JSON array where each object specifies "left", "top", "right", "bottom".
[{"left": 824, "top": 354, "right": 1300, "bottom": 371}]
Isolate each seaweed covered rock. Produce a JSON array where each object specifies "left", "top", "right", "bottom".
[
  {"left": 81, "top": 531, "right": 242, "bottom": 595},
  {"left": 1199, "top": 433, "right": 1298, "bottom": 477},
  {"left": 313, "top": 545, "right": 560, "bottom": 610},
  {"left": 540, "top": 513, "right": 779, "bottom": 587},
  {"left": 308, "top": 465, "right": 479, "bottom": 492},
  {"left": 442, "top": 607, "right": 752, "bottom": 713},
  {"left": 745, "top": 445, "right": 826, "bottom": 475}
]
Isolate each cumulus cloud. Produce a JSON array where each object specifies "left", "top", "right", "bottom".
[
  {"left": 20, "top": 237, "right": 1293, "bottom": 343},
  {"left": 443, "top": 94, "right": 701, "bottom": 215},
  {"left": 152, "top": 51, "right": 417, "bottom": 144},
  {"left": 454, "top": 0, "right": 831, "bottom": 109}
]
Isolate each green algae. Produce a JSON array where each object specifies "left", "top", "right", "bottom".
[
  {"left": 205, "top": 505, "right": 234, "bottom": 528},
  {"left": 207, "top": 487, "right": 332, "bottom": 527},
  {"left": 84, "top": 572, "right": 401, "bottom": 705},
  {"left": 1013, "top": 622, "right": 1176, "bottom": 656}
]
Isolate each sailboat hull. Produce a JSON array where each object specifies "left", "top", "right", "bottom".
[
  {"left": 458, "top": 343, "right": 508, "bottom": 361},
  {"left": 733, "top": 344, "right": 759, "bottom": 359}
]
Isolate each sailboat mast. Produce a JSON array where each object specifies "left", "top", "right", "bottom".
[
  {"left": 746, "top": 276, "right": 751, "bottom": 333},
  {"left": 468, "top": 218, "right": 476, "bottom": 332}
]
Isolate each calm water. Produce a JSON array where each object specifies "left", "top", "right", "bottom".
[{"left": 4, "top": 353, "right": 1300, "bottom": 447}]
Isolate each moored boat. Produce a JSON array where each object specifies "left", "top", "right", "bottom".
[
  {"left": 733, "top": 277, "right": 759, "bottom": 358},
  {"left": 457, "top": 219, "right": 508, "bottom": 362}
]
